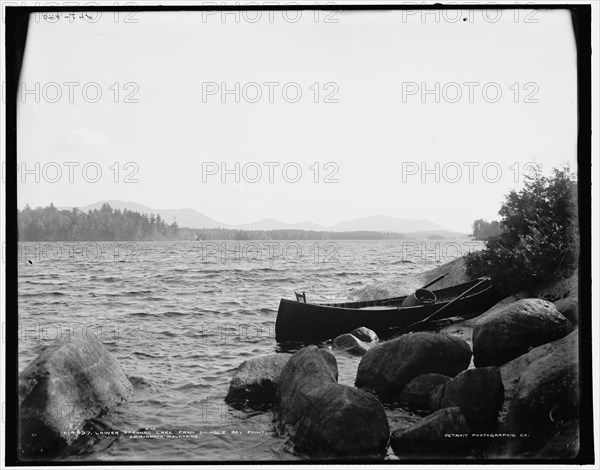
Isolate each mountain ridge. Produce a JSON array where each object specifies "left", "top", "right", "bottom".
[{"left": 56, "top": 200, "right": 465, "bottom": 236}]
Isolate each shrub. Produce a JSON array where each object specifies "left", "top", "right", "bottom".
[{"left": 465, "top": 167, "right": 578, "bottom": 295}]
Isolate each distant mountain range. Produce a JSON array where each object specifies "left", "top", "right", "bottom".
[{"left": 59, "top": 200, "right": 465, "bottom": 236}]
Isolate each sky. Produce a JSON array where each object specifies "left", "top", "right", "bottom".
[{"left": 15, "top": 8, "right": 578, "bottom": 232}]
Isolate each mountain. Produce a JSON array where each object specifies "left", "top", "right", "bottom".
[
  {"left": 60, "top": 200, "right": 462, "bottom": 235},
  {"left": 330, "top": 215, "right": 448, "bottom": 234},
  {"left": 67, "top": 200, "right": 154, "bottom": 214},
  {"left": 60, "top": 200, "right": 231, "bottom": 229},
  {"left": 236, "top": 218, "right": 327, "bottom": 231}
]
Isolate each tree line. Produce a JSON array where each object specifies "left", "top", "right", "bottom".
[
  {"left": 471, "top": 219, "right": 502, "bottom": 240},
  {"left": 17, "top": 203, "right": 411, "bottom": 241},
  {"left": 18, "top": 203, "right": 180, "bottom": 241}
]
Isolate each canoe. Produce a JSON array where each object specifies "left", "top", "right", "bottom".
[{"left": 275, "top": 277, "right": 500, "bottom": 343}]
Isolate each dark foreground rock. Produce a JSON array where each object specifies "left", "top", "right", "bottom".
[
  {"left": 390, "top": 407, "right": 470, "bottom": 456},
  {"left": 430, "top": 367, "right": 504, "bottom": 432},
  {"left": 225, "top": 354, "right": 290, "bottom": 407},
  {"left": 355, "top": 332, "right": 472, "bottom": 400},
  {"left": 500, "top": 330, "right": 578, "bottom": 419},
  {"left": 275, "top": 346, "right": 338, "bottom": 431},
  {"left": 554, "top": 297, "right": 579, "bottom": 326},
  {"left": 293, "top": 384, "right": 389, "bottom": 457},
  {"left": 19, "top": 336, "right": 132, "bottom": 456},
  {"left": 499, "top": 330, "right": 579, "bottom": 457},
  {"left": 332, "top": 334, "right": 369, "bottom": 355},
  {"left": 351, "top": 327, "right": 379, "bottom": 343},
  {"left": 398, "top": 374, "right": 450, "bottom": 410},
  {"left": 537, "top": 419, "right": 580, "bottom": 458},
  {"left": 276, "top": 346, "right": 390, "bottom": 457},
  {"left": 473, "top": 299, "right": 571, "bottom": 367}
]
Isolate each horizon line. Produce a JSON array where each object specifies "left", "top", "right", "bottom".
[{"left": 17, "top": 200, "right": 475, "bottom": 233}]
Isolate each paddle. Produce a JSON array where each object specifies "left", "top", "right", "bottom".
[
  {"left": 390, "top": 277, "right": 489, "bottom": 338},
  {"left": 420, "top": 272, "right": 449, "bottom": 290}
]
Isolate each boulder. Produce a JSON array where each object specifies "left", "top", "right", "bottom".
[
  {"left": 500, "top": 330, "right": 579, "bottom": 421},
  {"left": 332, "top": 334, "right": 369, "bottom": 355},
  {"left": 500, "top": 330, "right": 578, "bottom": 419},
  {"left": 19, "top": 336, "right": 132, "bottom": 456},
  {"left": 390, "top": 407, "right": 470, "bottom": 455},
  {"left": 529, "top": 270, "right": 578, "bottom": 301},
  {"left": 430, "top": 367, "right": 504, "bottom": 432},
  {"left": 351, "top": 327, "right": 379, "bottom": 343},
  {"left": 537, "top": 420, "right": 580, "bottom": 458},
  {"left": 398, "top": 374, "right": 450, "bottom": 410},
  {"left": 293, "top": 383, "right": 389, "bottom": 457},
  {"left": 554, "top": 297, "right": 578, "bottom": 326},
  {"left": 500, "top": 330, "right": 579, "bottom": 455},
  {"left": 355, "top": 332, "right": 472, "bottom": 400},
  {"left": 225, "top": 354, "right": 290, "bottom": 407},
  {"left": 484, "top": 295, "right": 527, "bottom": 315},
  {"left": 275, "top": 346, "right": 338, "bottom": 431},
  {"left": 473, "top": 299, "right": 571, "bottom": 367}
]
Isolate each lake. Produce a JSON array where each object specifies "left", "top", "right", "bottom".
[{"left": 17, "top": 238, "right": 482, "bottom": 461}]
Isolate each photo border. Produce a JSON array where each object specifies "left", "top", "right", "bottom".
[{"left": 3, "top": 2, "right": 594, "bottom": 466}]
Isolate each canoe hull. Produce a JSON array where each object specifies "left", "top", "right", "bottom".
[{"left": 275, "top": 278, "right": 500, "bottom": 342}]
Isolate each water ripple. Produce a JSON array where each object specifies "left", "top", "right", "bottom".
[{"left": 17, "top": 239, "right": 478, "bottom": 461}]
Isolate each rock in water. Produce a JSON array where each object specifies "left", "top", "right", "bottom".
[
  {"left": 332, "top": 334, "right": 369, "bottom": 355},
  {"left": 19, "top": 336, "right": 133, "bottom": 456},
  {"left": 293, "top": 383, "right": 389, "bottom": 457},
  {"left": 276, "top": 346, "right": 390, "bottom": 457},
  {"left": 390, "top": 407, "right": 470, "bottom": 456},
  {"left": 398, "top": 374, "right": 451, "bottom": 410},
  {"left": 355, "top": 332, "right": 472, "bottom": 400},
  {"left": 430, "top": 367, "right": 504, "bottom": 432},
  {"left": 473, "top": 298, "right": 572, "bottom": 367},
  {"left": 275, "top": 346, "right": 338, "bottom": 431},
  {"left": 554, "top": 297, "right": 579, "bottom": 326},
  {"left": 500, "top": 330, "right": 579, "bottom": 456},
  {"left": 225, "top": 354, "right": 290, "bottom": 407},
  {"left": 351, "top": 327, "right": 379, "bottom": 343}
]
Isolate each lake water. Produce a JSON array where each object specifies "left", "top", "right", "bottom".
[{"left": 17, "top": 238, "right": 481, "bottom": 461}]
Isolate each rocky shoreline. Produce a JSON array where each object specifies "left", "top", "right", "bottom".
[
  {"left": 223, "top": 256, "right": 580, "bottom": 459},
  {"left": 18, "top": 255, "right": 580, "bottom": 460}
]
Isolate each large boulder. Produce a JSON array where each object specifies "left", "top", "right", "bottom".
[
  {"left": 398, "top": 374, "right": 450, "bottom": 410},
  {"left": 390, "top": 407, "right": 470, "bottom": 456},
  {"left": 537, "top": 420, "right": 580, "bottom": 458},
  {"left": 351, "top": 327, "right": 379, "bottom": 343},
  {"left": 500, "top": 330, "right": 579, "bottom": 456},
  {"left": 355, "top": 332, "right": 472, "bottom": 400},
  {"left": 529, "top": 270, "right": 578, "bottom": 301},
  {"left": 332, "top": 334, "right": 369, "bottom": 355},
  {"left": 473, "top": 299, "right": 571, "bottom": 367},
  {"left": 500, "top": 330, "right": 578, "bottom": 418},
  {"left": 430, "top": 367, "right": 504, "bottom": 432},
  {"left": 19, "top": 336, "right": 133, "bottom": 456},
  {"left": 225, "top": 354, "right": 290, "bottom": 407},
  {"left": 554, "top": 297, "right": 579, "bottom": 326},
  {"left": 275, "top": 346, "right": 337, "bottom": 431},
  {"left": 293, "top": 384, "right": 389, "bottom": 457}
]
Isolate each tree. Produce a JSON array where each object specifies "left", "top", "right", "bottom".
[
  {"left": 465, "top": 167, "right": 578, "bottom": 294},
  {"left": 471, "top": 219, "right": 502, "bottom": 240}
]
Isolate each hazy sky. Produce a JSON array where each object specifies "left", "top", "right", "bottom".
[{"left": 16, "top": 8, "right": 577, "bottom": 232}]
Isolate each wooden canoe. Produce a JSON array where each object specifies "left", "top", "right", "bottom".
[{"left": 275, "top": 277, "right": 500, "bottom": 343}]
